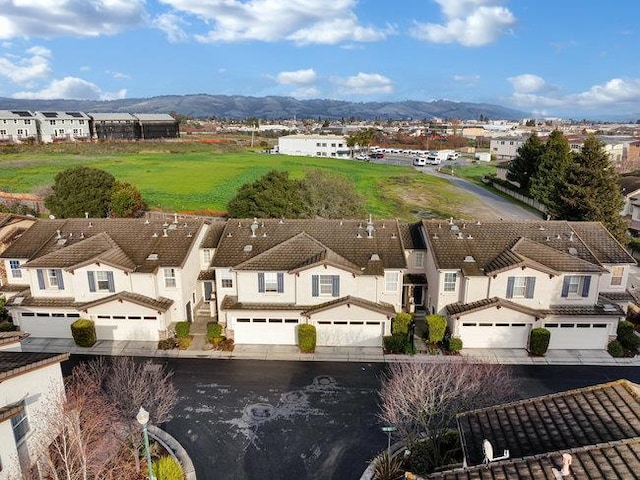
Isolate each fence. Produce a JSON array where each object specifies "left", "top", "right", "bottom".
[{"left": 490, "top": 182, "right": 547, "bottom": 214}]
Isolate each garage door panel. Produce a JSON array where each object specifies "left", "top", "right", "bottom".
[
  {"left": 315, "top": 320, "right": 383, "bottom": 347},
  {"left": 233, "top": 318, "right": 299, "bottom": 345},
  {"left": 544, "top": 322, "right": 609, "bottom": 350},
  {"left": 458, "top": 322, "right": 531, "bottom": 349},
  {"left": 18, "top": 314, "right": 74, "bottom": 338}
]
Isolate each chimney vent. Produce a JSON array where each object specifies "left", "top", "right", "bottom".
[{"left": 162, "top": 229, "right": 168, "bottom": 237}]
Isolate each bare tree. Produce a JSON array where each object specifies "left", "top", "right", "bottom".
[{"left": 378, "top": 360, "right": 517, "bottom": 468}]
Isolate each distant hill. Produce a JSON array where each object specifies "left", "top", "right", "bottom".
[{"left": 0, "top": 94, "right": 529, "bottom": 120}]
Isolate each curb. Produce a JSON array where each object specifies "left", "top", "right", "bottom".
[{"left": 149, "top": 424, "right": 196, "bottom": 480}]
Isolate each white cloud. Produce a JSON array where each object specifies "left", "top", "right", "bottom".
[
  {"left": 411, "top": 0, "right": 515, "bottom": 47},
  {"left": 0, "top": 0, "right": 146, "bottom": 39},
  {"left": 453, "top": 74, "right": 480, "bottom": 86},
  {"left": 0, "top": 45, "right": 51, "bottom": 83},
  {"left": 160, "top": 0, "right": 391, "bottom": 44},
  {"left": 335, "top": 72, "right": 394, "bottom": 95},
  {"left": 276, "top": 69, "right": 317, "bottom": 86},
  {"left": 291, "top": 87, "right": 320, "bottom": 99},
  {"left": 508, "top": 74, "right": 547, "bottom": 93},
  {"left": 107, "top": 70, "right": 131, "bottom": 80},
  {"left": 12, "top": 76, "right": 126, "bottom": 100},
  {"left": 152, "top": 12, "right": 189, "bottom": 43}
]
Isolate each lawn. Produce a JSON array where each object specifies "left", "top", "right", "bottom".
[{"left": 0, "top": 144, "right": 479, "bottom": 221}]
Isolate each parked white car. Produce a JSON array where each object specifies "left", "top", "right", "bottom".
[{"left": 413, "top": 157, "right": 426, "bottom": 167}]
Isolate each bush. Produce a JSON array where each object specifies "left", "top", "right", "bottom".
[
  {"left": 174, "top": 321, "right": 190, "bottom": 338},
  {"left": 371, "top": 451, "right": 405, "bottom": 480},
  {"left": 207, "top": 322, "right": 223, "bottom": 343},
  {"left": 0, "top": 321, "right": 18, "bottom": 332},
  {"left": 152, "top": 455, "right": 184, "bottom": 480},
  {"left": 392, "top": 312, "right": 412, "bottom": 335},
  {"left": 448, "top": 337, "right": 463, "bottom": 353},
  {"left": 383, "top": 334, "right": 407, "bottom": 354},
  {"left": 608, "top": 340, "right": 624, "bottom": 357},
  {"left": 617, "top": 320, "right": 640, "bottom": 351},
  {"left": 70, "top": 319, "right": 96, "bottom": 347},
  {"left": 405, "top": 430, "right": 461, "bottom": 475},
  {"left": 426, "top": 315, "right": 447, "bottom": 343},
  {"left": 158, "top": 338, "right": 177, "bottom": 350},
  {"left": 298, "top": 324, "right": 316, "bottom": 353},
  {"left": 529, "top": 328, "right": 550, "bottom": 356},
  {"left": 177, "top": 337, "right": 192, "bottom": 350}
]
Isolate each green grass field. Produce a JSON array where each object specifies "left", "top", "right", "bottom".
[{"left": 0, "top": 143, "right": 479, "bottom": 221}]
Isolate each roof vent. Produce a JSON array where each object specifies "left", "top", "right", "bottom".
[
  {"left": 538, "top": 225, "right": 545, "bottom": 230},
  {"left": 568, "top": 247, "right": 578, "bottom": 255},
  {"left": 163, "top": 222, "right": 169, "bottom": 227},
  {"left": 391, "top": 233, "right": 397, "bottom": 239},
  {"left": 568, "top": 231, "right": 575, "bottom": 241},
  {"left": 80, "top": 232, "right": 85, "bottom": 239},
  {"left": 173, "top": 213, "right": 178, "bottom": 224},
  {"left": 243, "top": 244, "right": 253, "bottom": 252},
  {"left": 226, "top": 232, "right": 232, "bottom": 237},
  {"left": 546, "top": 236, "right": 551, "bottom": 242},
  {"left": 358, "top": 222, "right": 363, "bottom": 229},
  {"left": 238, "top": 221, "right": 242, "bottom": 227},
  {"left": 476, "top": 220, "right": 481, "bottom": 225},
  {"left": 381, "top": 223, "right": 385, "bottom": 229},
  {"left": 144, "top": 219, "right": 150, "bottom": 225},
  {"left": 438, "top": 223, "right": 442, "bottom": 229},
  {"left": 250, "top": 218, "right": 258, "bottom": 237},
  {"left": 448, "top": 217, "right": 454, "bottom": 225},
  {"left": 85, "top": 212, "right": 89, "bottom": 219},
  {"left": 168, "top": 223, "right": 177, "bottom": 230},
  {"left": 456, "top": 232, "right": 464, "bottom": 239},
  {"left": 262, "top": 232, "right": 267, "bottom": 237},
  {"left": 147, "top": 253, "right": 158, "bottom": 260},
  {"left": 433, "top": 234, "right": 438, "bottom": 239},
  {"left": 152, "top": 232, "right": 158, "bottom": 238},
  {"left": 370, "top": 253, "right": 380, "bottom": 261},
  {"left": 450, "top": 225, "right": 459, "bottom": 232},
  {"left": 339, "top": 220, "right": 343, "bottom": 226},
  {"left": 366, "top": 215, "right": 375, "bottom": 238},
  {"left": 56, "top": 229, "right": 62, "bottom": 239},
  {"left": 187, "top": 232, "right": 193, "bottom": 238},
  {"left": 602, "top": 303, "right": 618, "bottom": 312},
  {"left": 56, "top": 238, "right": 67, "bottom": 246},
  {"left": 356, "top": 233, "right": 362, "bottom": 238},
  {"left": 462, "top": 223, "right": 466, "bottom": 229},
  {"left": 464, "top": 255, "right": 475, "bottom": 262},
  {"left": 162, "top": 229, "right": 168, "bottom": 237},
  {"left": 183, "top": 223, "right": 188, "bottom": 228},
  {"left": 279, "top": 218, "right": 285, "bottom": 224},
  {"left": 467, "top": 234, "right": 473, "bottom": 239},
  {"left": 88, "top": 221, "right": 93, "bottom": 228},
  {"left": 556, "top": 234, "right": 561, "bottom": 240}
]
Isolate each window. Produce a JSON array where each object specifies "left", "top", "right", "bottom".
[
  {"left": 164, "top": 268, "right": 176, "bottom": 288},
  {"left": 414, "top": 251, "right": 424, "bottom": 268},
  {"left": 443, "top": 272, "right": 456, "bottom": 292},
  {"left": 385, "top": 272, "right": 399, "bottom": 292},
  {"left": 312, "top": 274, "right": 339, "bottom": 297},
  {"left": 320, "top": 275, "right": 333, "bottom": 295},
  {"left": 24, "top": 119, "right": 31, "bottom": 124},
  {"left": 96, "top": 271, "right": 111, "bottom": 291},
  {"left": 49, "top": 120, "right": 56, "bottom": 125},
  {"left": 220, "top": 270, "right": 233, "bottom": 288},
  {"left": 88, "top": 271, "right": 114, "bottom": 292},
  {"left": 258, "top": 272, "right": 281, "bottom": 293},
  {"left": 11, "top": 403, "right": 30, "bottom": 443},
  {"left": 9, "top": 260, "right": 21, "bottom": 278},
  {"left": 562, "top": 275, "right": 591, "bottom": 297},
  {"left": 610, "top": 266, "right": 624, "bottom": 286},
  {"left": 506, "top": 276, "right": 535, "bottom": 299},
  {"left": 203, "top": 249, "right": 211, "bottom": 264},
  {"left": 37, "top": 269, "right": 64, "bottom": 290}
]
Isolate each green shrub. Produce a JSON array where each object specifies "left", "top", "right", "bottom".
[
  {"left": 298, "top": 324, "right": 316, "bottom": 353},
  {"left": 70, "top": 319, "right": 96, "bottom": 347},
  {"left": 158, "top": 338, "right": 177, "bottom": 350},
  {"left": 152, "top": 455, "right": 184, "bottom": 480},
  {"left": 448, "top": 337, "right": 463, "bottom": 353},
  {"left": 392, "top": 312, "right": 412, "bottom": 335},
  {"left": 426, "top": 315, "right": 447, "bottom": 343},
  {"left": 177, "top": 337, "right": 192, "bottom": 350},
  {"left": 371, "top": 451, "right": 404, "bottom": 480},
  {"left": 529, "top": 328, "right": 550, "bottom": 356},
  {"left": 207, "top": 322, "right": 223, "bottom": 342},
  {"left": 608, "top": 340, "right": 624, "bottom": 357},
  {"left": 617, "top": 320, "right": 640, "bottom": 351},
  {"left": 383, "top": 334, "right": 407, "bottom": 353},
  {"left": 0, "top": 321, "right": 18, "bottom": 332},
  {"left": 174, "top": 321, "right": 190, "bottom": 338}
]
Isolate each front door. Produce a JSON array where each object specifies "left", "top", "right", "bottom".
[
  {"left": 186, "top": 301, "right": 192, "bottom": 322},
  {"left": 413, "top": 286, "right": 424, "bottom": 307}
]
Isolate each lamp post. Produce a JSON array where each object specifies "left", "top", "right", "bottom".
[
  {"left": 136, "top": 406, "right": 155, "bottom": 480},
  {"left": 381, "top": 426, "right": 397, "bottom": 457}
]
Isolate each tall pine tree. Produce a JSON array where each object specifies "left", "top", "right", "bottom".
[
  {"left": 529, "top": 130, "right": 573, "bottom": 209},
  {"left": 506, "top": 133, "right": 544, "bottom": 192}
]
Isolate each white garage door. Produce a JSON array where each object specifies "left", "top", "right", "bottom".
[
  {"left": 544, "top": 322, "right": 609, "bottom": 350},
  {"left": 315, "top": 320, "right": 383, "bottom": 347},
  {"left": 458, "top": 321, "right": 532, "bottom": 349},
  {"left": 233, "top": 317, "right": 299, "bottom": 345},
  {"left": 18, "top": 312, "right": 77, "bottom": 338}
]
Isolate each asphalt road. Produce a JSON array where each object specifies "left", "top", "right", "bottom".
[{"left": 60, "top": 356, "right": 640, "bottom": 480}]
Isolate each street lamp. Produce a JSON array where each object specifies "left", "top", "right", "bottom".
[
  {"left": 136, "top": 406, "right": 155, "bottom": 480},
  {"left": 381, "top": 426, "right": 397, "bottom": 457}
]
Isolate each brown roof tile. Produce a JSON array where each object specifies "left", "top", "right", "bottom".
[
  {"left": 220, "top": 295, "right": 302, "bottom": 312},
  {"left": 301, "top": 295, "right": 395, "bottom": 317},
  {"left": 200, "top": 221, "right": 226, "bottom": 249},
  {"left": 445, "top": 297, "right": 547, "bottom": 318},
  {"left": 80, "top": 292, "right": 173, "bottom": 312},
  {"left": 0, "top": 351, "right": 69, "bottom": 381},
  {"left": 399, "top": 222, "right": 427, "bottom": 249}
]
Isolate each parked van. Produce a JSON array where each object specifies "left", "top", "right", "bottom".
[
  {"left": 447, "top": 152, "right": 459, "bottom": 161},
  {"left": 425, "top": 153, "right": 442, "bottom": 165},
  {"left": 413, "top": 157, "right": 426, "bottom": 167}
]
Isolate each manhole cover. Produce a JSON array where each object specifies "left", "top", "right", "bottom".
[{"left": 245, "top": 403, "right": 276, "bottom": 422}]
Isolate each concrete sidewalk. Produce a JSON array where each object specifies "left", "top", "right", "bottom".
[{"left": 18, "top": 337, "right": 640, "bottom": 366}]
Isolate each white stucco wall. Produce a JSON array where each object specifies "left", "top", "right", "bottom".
[
  {"left": 489, "top": 267, "right": 555, "bottom": 309},
  {"left": 598, "top": 264, "right": 632, "bottom": 293}
]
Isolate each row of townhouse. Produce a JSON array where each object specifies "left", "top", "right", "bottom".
[
  {"left": 0, "top": 110, "right": 179, "bottom": 143},
  {"left": 0, "top": 216, "right": 635, "bottom": 351}
]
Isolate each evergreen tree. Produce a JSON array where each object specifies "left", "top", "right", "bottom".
[
  {"left": 45, "top": 167, "right": 115, "bottom": 218},
  {"left": 529, "top": 130, "right": 572, "bottom": 209},
  {"left": 506, "top": 133, "right": 544, "bottom": 192},
  {"left": 110, "top": 181, "right": 147, "bottom": 218},
  {"left": 299, "top": 170, "right": 366, "bottom": 219},
  {"left": 555, "top": 135, "right": 628, "bottom": 242}
]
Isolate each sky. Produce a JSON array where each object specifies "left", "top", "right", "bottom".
[{"left": 0, "top": 0, "right": 639, "bottom": 119}]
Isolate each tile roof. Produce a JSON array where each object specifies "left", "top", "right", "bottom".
[
  {"left": 399, "top": 222, "right": 427, "bottom": 249},
  {"left": 403, "top": 274, "right": 427, "bottom": 285},
  {"left": 200, "top": 221, "right": 226, "bottom": 249},
  {"left": 221, "top": 295, "right": 302, "bottom": 312},
  {"left": 599, "top": 291, "right": 635, "bottom": 302},
  {"left": 456, "top": 380, "right": 640, "bottom": 468},
  {"left": 423, "top": 220, "right": 633, "bottom": 276},
  {"left": 198, "top": 269, "right": 215, "bottom": 281},
  {"left": 548, "top": 303, "right": 625, "bottom": 316},
  {"left": 1, "top": 217, "right": 205, "bottom": 273},
  {"left": 7, "top": 291, "right": 80, "bottom": 308},
  {"left": 0, "top": 351, "right": 69, "bottom": 381},
  {"left": 301, "top": 295, "right": 396, "bottom": 317},
  {"left": 0, "top": 331, "right": 29, "bottom": 347},
  {"left": 211, "top": 218, "right": 407, "bottom": 274},
  {"left": 80, "top": 292, "right": 173, "bottom": 312},
  {"left": 445, "top": 297, "right": 547, "bottom": 318}
]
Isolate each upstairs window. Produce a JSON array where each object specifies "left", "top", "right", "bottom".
[
  {"left": 506, "top": 276, "right": 536, "bottom": 299},
  {"left": 164, "top": 268, "right": 176, "bottom": 288},
  {"left": 414, "top": 251, "right": 424, "bottom": 268},
  {"left": 220, "top": 269, "right": 233, "bottom": 288},
  {"left": 258, "top": 272, "right": 283, "bottom": 293},
  {"left": 11, "top": 403, "right": 30, "bottom": 444},
  {"left": 385, "top": 272, "right": 399, "bottom": 292},
  {"left": 610, "top": 266, "right": 624, "bottom": 286},
  {"left": 561, "top": 275, "right": 591, "bottom": 298},
  {"left": 443, "top": 272, "right": 457, "bottom": 292},
  {"left": 312, "top": 275, "right": 340, "bottom": 297},
  {"left": 203, "top": 249, "right": 211, "bottom": 265},
  {"left": 37, "top": 269, "right": 64, "bottom": 290},
  {"left": 87, "top": 271, "right": 115, "bottom": 292},
  {"left": 9, "top": 260, "right": 21, "bottom": 278}
]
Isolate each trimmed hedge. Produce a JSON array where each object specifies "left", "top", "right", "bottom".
[
  {"left": 448, "top": 337, "right": 463, "bottom": 353},
  {"left": 383, "top": 333, "right": 407, "bottom": 353},
  {"left": 152, "top": 455, "right": 184, "bottom": 480},
  {"left": 608, "top": 340, "right": 624, "bottom": 358},
  {"left": 207, "top": 322, "right": 223, "bottom": 343},
  {"left": 617, "top": 320, "right": 640, "bottom": 351},
  {"left": 529, "top": 328, "right": 550, "bottom": 356},
  {"left": 71, "top": 319, "right": 96, "bottom": 347},
  {"left": 426, "top": 315, "right": 447, "bottom": 343},
  {"left": 174, "top": 321, "right": 190, "bottom": 338},
  {"left": 298, "top": 324, "right": 316, "bottom": 353},
  {"left": 392, "top": 312, "right": 412, "bottom": 335}
]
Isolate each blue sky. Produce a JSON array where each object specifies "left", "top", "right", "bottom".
[{"left": 0, "top": 0, "right": 639, "bottom": 118}]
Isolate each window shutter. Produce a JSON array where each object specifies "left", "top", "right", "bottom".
[
  {"left": 107, "top": 271, "right": 115, "bottom": 293},
  {"left": 581, "top": 276, "right": 591, "bottom": 297},
  {"left": 525, "top": 277, "right": 536, "bottom": 299},
  {"left": 561, "top": 277, "right": 570, "bottom": 297},
  {"left": 312, "top": 275, "right": 319, "bottom": 297},
  {"left": 332, "top": 275, "right": 340, "bottom": 297},
  {"left": 204, "top": 282, "right": 213, "bottom": 301},
  {"left": 88, "top": 272, "right": 96, "bottom": 292},
  {"left": 55, "top": 269, "right": 64, "bottom": 290},
  {"left": 258, "top": 273, "right": 265, "bottom": 293},
  {"left": 37, "top": 269, "right": 45, "bottom": 289},
  {"left": 277, "top": 273, "right": 284, "bottom": 293},
  {"left": 506, "top": 277, "right": 515, "bottom": 299}
]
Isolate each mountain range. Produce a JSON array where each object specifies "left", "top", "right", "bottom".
[{"left": 0, "top": 95, "right": 529, "bottom": 120}]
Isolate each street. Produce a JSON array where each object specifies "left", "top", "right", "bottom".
[{"left": 62, "top": 357, "right": 640, "bottom": 480}]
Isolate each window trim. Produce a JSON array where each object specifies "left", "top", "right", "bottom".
[
  {"left": 610, "top": 266, "right": 624, "bottom": 286},
  {"left": 443, "top": 272, "right": 457, "bottom": 292},
  {"left": 11, "top": 403, "right": 30, "bottom": 444},
  {"left": 164, "top": 268, "right": 177, "bottom": 288},
  {"left": 385, "top": 271, "right": 399, "bottom": 293},
  {"left": 319, "top": 275, "right": 334, "bottom": 296},
  {"left": 264, "top": 272, "right": 279, "bottom": 293},
  {"left": 414, "top": 251, "right": 424, "bottom": 268},
  {"left": 220, "top": 269, "right": 233, "bottom": 288}
]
